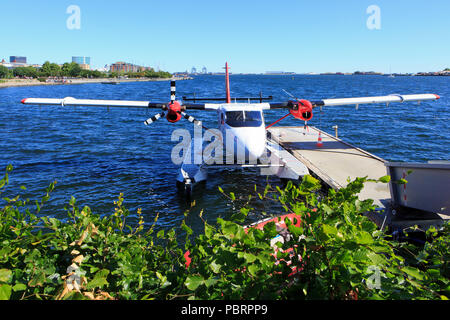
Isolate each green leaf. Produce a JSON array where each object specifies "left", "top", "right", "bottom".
[
  {"left": 0, "top": 284, "right": 12, "bottom": 300},
  {"left": 204, "top": 278, "right": 218, "bottom": 288},
  {"left": 402, "top": 266, "right": 424, "bottom": 281},
  {"left": 367, "top": 251, "right": 386, "bottom": 265},
  {"left": 302, "top": 175, "right": 321, "bottom": 190},
  {"left": 248, "top": 265, "right": 260, "bottom": 277},
  {"left": 356, "top": 231, "right": 374, "bottom": 245},
  {"left": 221, "top": 221, "right": 238, "bottom": 238},
  {"left": 181, "top": 220, "right": 193, "bottom": 236},
  {"left": 210, "top": 260, "right": 222, "bottom": 274},
  {"left": 86, "top": 269, "right": 110, "bottom": 290},
  {"left": 185, "top": 275, "right": 204, "bottom": 291},
  {"left": 243, "top": 253, "right": 257, "bottom": 263},
  {"left": 379, "top": 175, "right": 391, "bottom": 183},
  {"left": 263, "top": 222, "right": 278, "bottom": 238},
  {"left": 12, "top": 283, "right": 27, "bottom": 292},
  {"left": 204, "top": 224, "right": 214, "bottom": 238},
  {"left": 28, "top": 271, "right": 46, "bottom": 288},
  {"left": 62, "top": 291, "right": 86, "bottom": 300},
  {"left": 230, "top": 211, "right": 246, "bottom": 223},
  {"left": 156, "top": 230, "right": 165, "bottom": 238},
  {"left": 234, "top": 226, "right": 246, "bottom": 241},
  {"left": 322, "top": 224, "right": 338, "bottom": 237},
  {"left": 0, "top": 269, "right": 12, "bottom": 283},
  {"left": 288, "top": 225, "right": 304, "bottom": 238}
]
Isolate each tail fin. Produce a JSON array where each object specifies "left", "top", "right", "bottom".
[{"left": 225, "top": 62, "right": 231, "bottom": 103}]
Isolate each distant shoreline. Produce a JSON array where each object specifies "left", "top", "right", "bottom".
[{"left": 0, "top": 77, "right": 189, "bottom": 89}]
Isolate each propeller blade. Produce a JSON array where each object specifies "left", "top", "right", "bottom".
[
  {"left": 170, "top": 81, "right": 176, "bottom": 103},
  {"left": 179, "top": 111, "right": 204, "bottom": 127},
  {"left": 144, "top": 112, "right": 166, "bottom": 125}
]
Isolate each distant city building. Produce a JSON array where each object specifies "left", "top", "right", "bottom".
[
  {"left": 72, "top": 56, "right": 91, "bottom": 70},
  {"left": 72, "top": 56, "right": 91, "bottom": 65},
  {"left": 265, "top": 71, "right": 295, "bottom": 75},
  {"left": 353, "top": 71, "right": 383, "bottom": 75},
  {"left": 190, "top": 67, "right": 197, "bottom": 74},
  {"left": 10, "top": 56, "right": 27, "bottom": 64},
  {"left": 109, "top": 62, "right": 151, "bottom": 73},
  {"left": 202, "top": 66, "right": 207, "bottom": 74}
]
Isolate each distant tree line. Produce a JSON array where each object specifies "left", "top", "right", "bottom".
[{"left": 0, "top": 61, "right": 172, "bottom": 79}]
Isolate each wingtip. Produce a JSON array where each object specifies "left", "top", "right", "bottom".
[
  {"left": 435, "top": 94, "right": 440, "bottom": 100},
  {"left": 21, "top": 98, "right": 27, "bottom": 104}
]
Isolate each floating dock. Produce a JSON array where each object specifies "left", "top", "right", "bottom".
[
  {"left": 267, "top": 126, "right": 449, "bottom": 231},
  {"left": 268, "top": 126, "right": 390, "bottom": 208}
]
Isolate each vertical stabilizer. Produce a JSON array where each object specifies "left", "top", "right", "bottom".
[{"left": 225, "top": 62, "right": 231, "bottom": 103}]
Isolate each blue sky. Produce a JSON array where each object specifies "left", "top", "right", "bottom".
[{"left": 1, "top": 0, "right": 449, "bottom": 73}]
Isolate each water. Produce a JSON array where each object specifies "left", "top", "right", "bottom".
[{"left": 0, "top": 75, "right": 449, "bottom": 233}]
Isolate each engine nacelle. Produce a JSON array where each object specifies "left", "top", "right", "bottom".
[
  {"left": 289, "top": 100, "right": 313, "bottom": 121},
  {"left": 166, "top": 101, "right": 182, "bottom": 123}
]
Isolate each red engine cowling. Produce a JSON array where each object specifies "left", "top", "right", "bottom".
[
  {"left": 289, "top": 100, "right": 313, "bottom": 121},
  {"left": 166, "top": 101, "right": 182, "bottom": 123}
]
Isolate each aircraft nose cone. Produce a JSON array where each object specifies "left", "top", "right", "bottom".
[
  {"left": 233, "top": 128, "right": 266, "bottom": 162},
  {"left": 245, "top": 140, "right": 266, "bottom": 159}
]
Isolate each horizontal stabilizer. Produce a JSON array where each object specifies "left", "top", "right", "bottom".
[{"left": 182, "top": 96, "right": 273, "bottom": 103}]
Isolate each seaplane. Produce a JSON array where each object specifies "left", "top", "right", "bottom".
[{"left": 21, "top": 63, "right": 440, "bottom": 197}]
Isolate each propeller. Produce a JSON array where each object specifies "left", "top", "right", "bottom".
[
  {"left": 266, "top": 90, "right": 314, "bottom": 130},
  {"left": 281, "top": 89, "right": 314, "bottom": 122},
  {"left": 144, "top": 81, "right": 206, "bottom": 128},
  {"left": 144, "top": 81, "right": 178, "bottom": 125}
]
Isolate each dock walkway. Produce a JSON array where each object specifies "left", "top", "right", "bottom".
[{"left": 268, "top": 126, "right": 391, "bottom": 208}]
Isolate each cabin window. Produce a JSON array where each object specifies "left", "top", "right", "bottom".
[{"left": 225, "top": 111, "right": 263, "bottom": 127}]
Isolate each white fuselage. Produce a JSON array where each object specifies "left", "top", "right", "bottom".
[{"left": 215, "top": 103, "right": 267, "bottom": 161}]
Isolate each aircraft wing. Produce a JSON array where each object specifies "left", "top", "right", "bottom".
[
  {"left": 182, "top": 103, "right": 218, "bottom": 110},
  {"left": 268, "top": 93, "right": 440, "bottom": 109},
  {"left": 22, "top": 93, "right": 440, "bottom": 110},
  {"left": 21, "top": 97, "right": 221, "bottom": 111},
  {"left": 21, "top": 97, "right": 167, "bottom": 109},
  {"left": 310, "top": 93, "right": 440, "bottom": 107}
]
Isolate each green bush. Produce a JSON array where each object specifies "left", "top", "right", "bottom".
[
  {"left": 0, "top": 66, "right": 12, "bottom": 79},
  {"left": 0, "top": 165, "right": 448, "bottom": 300}
]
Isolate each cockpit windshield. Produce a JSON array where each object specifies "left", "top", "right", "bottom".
[{"left": 225, "top": 111, "right": 263, "bottom": 127}]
